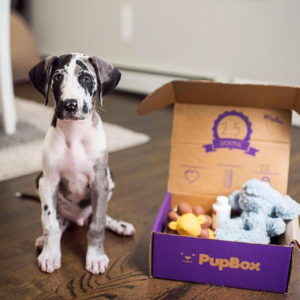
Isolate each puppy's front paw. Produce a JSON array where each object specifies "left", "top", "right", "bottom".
[
  {"left": 38, "top": 248, "right": 61, "bottom": 273},
  {"left": 86, "top": 248, "right": 109, "bottom": 275}
]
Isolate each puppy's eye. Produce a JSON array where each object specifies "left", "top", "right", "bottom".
[
  {"left": 82, "top": 74, "right": 92, "bottom": 83},
  {"left": 53, "top": 74, "right": 63, "bottom": 82}
]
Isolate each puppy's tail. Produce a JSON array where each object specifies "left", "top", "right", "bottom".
[
  {"left": 15, "top": 192, "right": 40, "bottom": 202},
  {"left": 15, "top": 172, "right": 42, "bottom": 203}
]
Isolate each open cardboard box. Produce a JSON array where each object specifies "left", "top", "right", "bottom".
[{"left": 138, "top": 80, "right": 300, "bottom": 293}]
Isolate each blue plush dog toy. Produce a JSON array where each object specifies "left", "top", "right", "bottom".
[{"left": 216, "top": 179, "right": 300, "bottom": 244}]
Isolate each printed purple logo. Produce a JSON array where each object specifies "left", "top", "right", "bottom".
[
  {"left": 264, "top": 114, "right": 283, "bottom": 124},
  {"left": 203, "top": 111, "right": 259, "bottom": 156}
]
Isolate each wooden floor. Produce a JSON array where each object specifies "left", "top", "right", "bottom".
[{"left": 1, "top": 82, "right": 300, "bottom": 299}]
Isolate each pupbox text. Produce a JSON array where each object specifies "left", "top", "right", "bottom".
[{"left": 199, "top": 254, "right": 261, "bottom": 271}]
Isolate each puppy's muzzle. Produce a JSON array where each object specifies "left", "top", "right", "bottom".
[{"left": 64, "top": 99, "right": 78, "bottom": 112}]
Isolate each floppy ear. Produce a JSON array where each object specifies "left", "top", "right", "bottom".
[
  {"left": 28, "top": 56, "right": 58, "bottom": 105},
  {"left": 89, "top": 56, "right": 121, "bottom": 105}
]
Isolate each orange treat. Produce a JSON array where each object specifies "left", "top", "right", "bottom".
[
  {"left": 202, "top": 215, "right": 212, "bottom": 228},
  {"left": 177, "top": 202, "right": 193, "bottom": 215},
  {"left": 200, "top": 228, "right": 210, "bottom": 238},
  {"left": 192, "top": 206, "right": 205, "bottom": 216},
  {"left": 168, "top": 211, "right": 179, "bottom": 221}
]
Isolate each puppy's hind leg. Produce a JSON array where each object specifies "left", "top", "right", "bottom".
[
  {"left": 104, "top": 167, "right": 135, "bottom": 236},
  {"left": 105, "top": 215, "right": 135, "bottom": 236}
]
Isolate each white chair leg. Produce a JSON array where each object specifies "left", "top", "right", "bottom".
[{"left": 0, "top": 0, "right": 16, "bottom": 135}]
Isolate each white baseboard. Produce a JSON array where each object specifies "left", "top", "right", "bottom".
[
  {"left": 117, "top": 67, "right": 209, "bottom": 95},
  {"left": 117, "top": 68, "right": 185, "bottom": 94}
]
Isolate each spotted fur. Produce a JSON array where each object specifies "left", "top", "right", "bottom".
[{"left": 28, "top": 53, "right": 135, "bottom": 275}]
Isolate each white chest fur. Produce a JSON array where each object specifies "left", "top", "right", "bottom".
[
  {"left": 43, "top": 114, "right": 107, "bottom": 195},
  {"left": 41, "top": 113, "right": 107, "bottom": 224}
]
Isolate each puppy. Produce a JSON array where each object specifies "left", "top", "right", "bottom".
[{"left": 28, "top": 53, "right": 135, "bottom": 274}]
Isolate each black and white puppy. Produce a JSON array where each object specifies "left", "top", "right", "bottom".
[{"left": 29, "top": 53, "right": 135, "bottom": 274}]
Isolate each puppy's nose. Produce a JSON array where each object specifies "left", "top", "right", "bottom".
[{"left": 64, "top": 99, "right": 78, "bottom": 112}]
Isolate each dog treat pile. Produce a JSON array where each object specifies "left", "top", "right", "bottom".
[
  {"left": 166, "top": 180, "right": 300, "bottom": 244},
  {"left": 167, "top": 202, "right": 215, "bottom": 238}
]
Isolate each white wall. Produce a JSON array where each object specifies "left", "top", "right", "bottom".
[{"left": 30, "top": 0, "right": 300, "bottom": 86}]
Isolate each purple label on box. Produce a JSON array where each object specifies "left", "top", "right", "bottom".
[
  {"left": 151, "top": 194, "right": 293, "bottom": 293},
  {"left": 203, "top": 111, "right": 259, "bottom": 156},
  {"left": 152, "top": 233, "right": 292, "bottom": 293}
]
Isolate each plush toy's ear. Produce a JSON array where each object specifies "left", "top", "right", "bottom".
[
  {"left": 229, "top": 190, "right": 242, "bottom": 211},
  {"left": 168, "top": 221, "right": 177, "bottom": 231},
  {"left": 28, "top": 56, "right": 58, "bottom": 105},
  {"left": 89, "top": 56, "right": 121, "bottom": 105}
]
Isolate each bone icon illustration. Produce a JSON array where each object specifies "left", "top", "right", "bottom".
[{"left": 184, "top": 169, "right": 200, "bottom": 183}]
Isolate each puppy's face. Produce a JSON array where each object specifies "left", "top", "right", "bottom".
[
  {"left": 29, "top": 53, "right": 121, "bottom": 122},
  {"left": 50, "top": 54, "right": 97, "bottom": 120}
]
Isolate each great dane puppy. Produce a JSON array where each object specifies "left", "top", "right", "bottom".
[{"left": 28, "top": 53, "right": 135, "bottom": 274}]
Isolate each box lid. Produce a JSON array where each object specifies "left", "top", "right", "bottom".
[
  {"left": 138, "top": 80, "right": 300, "bottom": 115},
  {"left": 138, "top": 81, "right": 298, "bottom": 201}
]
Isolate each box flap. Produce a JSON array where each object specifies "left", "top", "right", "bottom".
[
  {"left": 140, "top": 80, "right": 298, "bottom": 208},
  {"left": 293, "top": 89, "right": 300, "bottom": 114},
  {"left": 138, "top": 82, "right": 175, "bottom": 115},
  {"left": 279, "top": 218, "right": 300, "bottom": 245},
  {"left": 138, "top": 80, "right": 300, "bottom": 114}
]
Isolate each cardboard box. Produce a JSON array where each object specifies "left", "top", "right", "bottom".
[{"left": 138, "top": 80, "right": 300, "bottom": 293}]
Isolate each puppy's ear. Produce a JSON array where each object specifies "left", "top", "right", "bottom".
[
  {"left": 89, "top": 56, "right": 121, "bottom": 105},
  {"left": 28, "top": 56, "right": 58, "bottom": 105}
]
